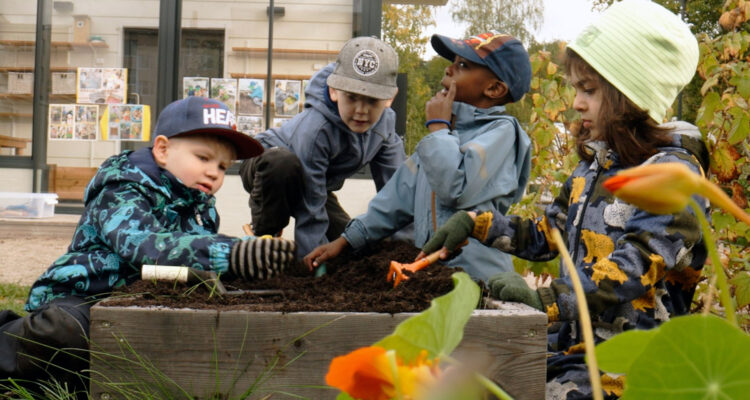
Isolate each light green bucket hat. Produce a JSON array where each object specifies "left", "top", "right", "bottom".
[{"left": 568, "top": 0, "right": 699, "bottom": 123}]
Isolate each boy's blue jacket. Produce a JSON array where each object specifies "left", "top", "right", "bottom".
[
  {"left": 343, "top": 101, "right": 532, "bottom": 281},
  {"left": 254, "top": 63, "right": 406, "bottom": 256},
  {"left": 25, "top": 148, "right": 239, "bottom": 311}
]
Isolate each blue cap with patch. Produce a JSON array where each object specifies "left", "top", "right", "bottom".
[
  {"left": 154, "top": 97, "right": 263, "bottom": 159},
  {"left": 431, "top": 32, "right": 531, "bottom": 102}
]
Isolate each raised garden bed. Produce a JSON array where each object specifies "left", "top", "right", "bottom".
[{"left": 90, "top": 241, "right": 547, "bottom": 399}]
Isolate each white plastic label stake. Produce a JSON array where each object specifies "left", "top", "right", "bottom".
[{"left": 141, "top": 265, "right": 189, "bottom": 283}]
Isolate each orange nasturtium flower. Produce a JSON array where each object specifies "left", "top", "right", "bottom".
[
  {"left": 603, "top": 162, "right": 750, "bottom": 225},
  {"left": 326, "top": 346, "right": 441, "bottom": 400},
  {"left": 602, "top": 162, "right": 702, "bottom": 214}
]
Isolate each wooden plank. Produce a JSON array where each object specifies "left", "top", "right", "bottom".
[
  {"left": 48, "top": 165, "right": 97, "bottom": 201},
  {"left": 0, "top": 66, "right": 77, "bottom": 72},
  {"left": 89, "top": 302, "right": 546, "bottom": 400},
  {"left": 0, "top": 40, "right": 108, "bottom": 49},
  {"left": 229, "top": 72, "right": 312, "bottom": 80},
  {"left": 0, "top": 134, "right": 31, "bottom": 155},
  {"left": 232, "top": 47, "right": 338, "bottom": 56}
]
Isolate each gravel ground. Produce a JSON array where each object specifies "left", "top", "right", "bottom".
[{"left": 0, "top": 235, "right": 70, "bottom": 286}]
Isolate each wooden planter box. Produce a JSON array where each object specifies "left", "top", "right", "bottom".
[{"left": 90, "top": 300, "right": 547, "bottom": 399}]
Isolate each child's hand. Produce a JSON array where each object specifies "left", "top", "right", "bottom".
[
  {"left": 425, "top": 81, "right": 456, "bottom": 131},
  {"left": 304, "top": 237, "right": 349, "bottom": 272},
  {"left": 229, "top": 237, "right": 296, "bottom": 280}
]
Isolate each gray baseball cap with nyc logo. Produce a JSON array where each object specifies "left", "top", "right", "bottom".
[{"left": 326, "top": 36, "right": 399, "bottom": 100}]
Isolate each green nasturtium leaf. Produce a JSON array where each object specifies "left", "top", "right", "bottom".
[
  {"left": 375, "top": 272, "right": 480, "bottom": 363},
  {"left": 623, "top": 314, "right": 750, "bottom": 399},
  {"left": 730, "top": 271, "right": 750, "bottom": 308},
  {"left": 595, "top": 329, "right": 658, "bottom": 374}
]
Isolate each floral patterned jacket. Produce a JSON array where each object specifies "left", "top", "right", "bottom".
[
  {"left": 479, "top": 121, "right": 709, "bottom": 350},
  {"left": 26, "top": 148, "right": 239, "bottom": 311}
]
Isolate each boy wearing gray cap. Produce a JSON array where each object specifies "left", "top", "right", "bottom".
[
  {"left": 239, "top": 36, "right": 406, "bottom": 258},
  {"left": 306, "top": 32, "right": 533, "bottom": 282}
]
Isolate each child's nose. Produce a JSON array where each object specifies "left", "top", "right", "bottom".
[{"left": 573, "top": 93, "right": 585, "bottom": 112}]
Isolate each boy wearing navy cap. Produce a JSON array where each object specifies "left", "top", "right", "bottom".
[
  {"left": 0, "top": 97, "right": 295, "bottom": 391},
  {"left": 306, "top": 32, "right": 533, "bottom": 282}
]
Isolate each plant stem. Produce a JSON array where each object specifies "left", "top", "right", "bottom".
[
  {"left": 550, "top": 228, "right": 603, "bottom": 400},
  {"left": 474, "top": 373, "right": 513, "bottom": 400},
  {"left": 689, "top": 199, "right": 737, "bottom": 326}
]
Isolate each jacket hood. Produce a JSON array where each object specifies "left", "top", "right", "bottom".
[
  {"left": 304, "top": 63, "right": 349, "bottom": 132},
  {"left": 305, "top": 62, "right": 393, "bottom": 138},
  {"left": 84, "top": 147, "right": 214, "bottom": 209}
]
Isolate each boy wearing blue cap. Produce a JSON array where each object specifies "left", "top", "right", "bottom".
[
  {"left": 0, "top": 97, "right": 296, "bottom": 392},
  {"left": 305, "top": 32, "right": 533, "bottom": 282}
]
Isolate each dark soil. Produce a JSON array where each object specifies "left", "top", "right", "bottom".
[{"left": 105, "top": 240, "right": 485, "bottom": 314}]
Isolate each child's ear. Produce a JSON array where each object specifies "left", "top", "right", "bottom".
[
  {"left": 485, "top": 80, "right": 509, "bottom": 102},
  {"left": 151, "top": 135, "right": 170, "bottom": 167},
  {"left": 328, "top": 87, "right": 339, "bottom": 102},
  {"left": 383, "top": 89, "right": 398, "bottom": 108}
]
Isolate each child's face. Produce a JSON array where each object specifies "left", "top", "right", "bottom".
[
  {"left": 442, "top": 56, "right": 499, "bottom": 106},
  {"left": 570, "top": 68, "right": 603, "bottom": 140},
  {"left": 329, "top": 88, "right": 393, "bottom": 133},
  {"left": 152, "top": 135, "right": 235, "bottom": 195}
]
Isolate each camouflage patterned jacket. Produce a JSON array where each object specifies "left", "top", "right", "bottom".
[
  {"left": 478, "top": 122, "right": 709, "bottom": 350},
  {"left": 26, "top": 148, "right": 239, "bottom": 311}
]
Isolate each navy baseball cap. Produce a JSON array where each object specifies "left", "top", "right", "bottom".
[
  {"left": 153, "top": 97, "right": 263, "bottom": 159},
  {"left": 431, "top": 32, "right": 532, "bottom": 102}
]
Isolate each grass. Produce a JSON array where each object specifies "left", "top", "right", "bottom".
[{"left": 0, "top": 282, "right": 29, "bottom": 316}]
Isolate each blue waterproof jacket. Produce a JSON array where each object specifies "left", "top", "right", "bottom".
[
  {"left": 254, "top": 63, "right": 406, "bottom": 256},
  {"left": 26, "top": 148, "right": 239, "bottom": 311},
  {"left": 343, "top": 101, "right": 532, "bottom": 281}
]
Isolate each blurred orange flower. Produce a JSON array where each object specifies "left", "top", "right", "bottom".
[
  {"left": 603, "top": 162, "right": 750, "bottom": 226},
  {"left": 326, "top": 346, "right": 441, "bottom": 400},
  {"left": 603, "top": 162, "right": 702, "bottom": 214}
]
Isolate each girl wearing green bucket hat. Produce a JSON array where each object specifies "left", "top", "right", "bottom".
[{"left": 420, "top": 0, "right": 709, "bottom": 398}]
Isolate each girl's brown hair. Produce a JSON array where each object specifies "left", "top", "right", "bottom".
[{"left": 564, "top": 49, "right": 672, "bottom": 167}]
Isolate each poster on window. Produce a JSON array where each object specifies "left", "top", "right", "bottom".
[
  {"left": 237, "top": 78, "right": 264, "bottom": 115},
  {"left": 237, "top": 115, "right": 264, "bottom": 137},
  {"left": 183, "top": 77, "right": 209, "bottom": 98},
  {"left": 74, "top": 105, "right": 99, "bottom": 140},
  {"left": 210, "top": 78, "right": 237, "bottom": 114},
  {"left": 99, "top": 104, "right": 151, "bottom": 141},
  {"left": 273, "top": 79, "right": 301, "bottom": 117},
  {"left": 48, "top": 104, "right": 76, "bottom": 140},
  {"left": 301, "top": 79, "right": 310, "bottom": 106},
  {"left": 272, "top": 117, "right": 291, "bottom": 128},
  {"left": 76, "top": 67, "right": 127, "bottom": 104}
]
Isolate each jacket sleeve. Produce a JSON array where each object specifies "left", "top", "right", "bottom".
[
  {"left": 369, "top": 120, "right": 407, "bottom": 191},
  {"left": 415, "top": 119, "right": 525, "bottom": 211},
  {"left": 91, "top": 184, "right": 239, "bottom": 274},
  {"left": 480, "top": 177, "right": 571, "bottom": 262},
  {"left": 343, "top": 156, "right": 418, "bottom": 249},
  {"left": 293, "top": 128, "right": 335, "bottom": 256}
]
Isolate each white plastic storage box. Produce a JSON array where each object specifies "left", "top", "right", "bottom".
[
  {"left": 0, "top": 192, "right": 58, "bottom": 218},
  {"left": 7, "top": 72, "right": 33, "bottom": 94},
  {"left": 52, "top": 72, "right": 76, "bottom": 94}
]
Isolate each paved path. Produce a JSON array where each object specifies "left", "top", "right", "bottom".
[{"left": 0, "top": 178, "right": 377, "bottom": 286}]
